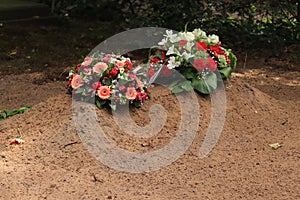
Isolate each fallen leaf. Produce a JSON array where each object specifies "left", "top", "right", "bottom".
[
  {"left": 9, "top": 50, "right": 17, "bottom": 56},
  {"left": 268, "top": 143, "right": 281, "bottom": 149}
]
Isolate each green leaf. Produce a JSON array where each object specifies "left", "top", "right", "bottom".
[
  {"left": 0, "top": 111, "right": 7, "bottom": 119},
  {"left": 191, "top": 73, "right": 217, "bottom": 94},
  {"left": 219, "top": 67, "right": 233, "bottom": 80},
  {"left": 75, "top": 87, "right": 85, "bottom": 94},
  {"left": 95, "top": 100, "right": 103, "bottom": 109},
  {"left": 172, "top": 86, "right": 184, "bottom": 94},
  {"left": 18, "top": 106, "right": 32, "bottom": 113},
  {"left": 180, "top": 67, "right": 195, "bottom": 79},
  {"left": 0, "top": 106, "right": 32, "bottom": 121},
  {"left": 168, "top": 81, "right": 179, "bottom": 89},
  {"left": 228, "top": 51, "right": 237, "bottom": 69},
  {"left": 110, "top": 104, "right": 117, "bottom": 111},
  {"left": 181, "top": 81, "right": 193, "bottom": 91},
  {"left": 132, "top": 101, "right": 141, "bottom": 108}
]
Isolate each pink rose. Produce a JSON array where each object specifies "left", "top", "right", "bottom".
[
  {"left": 81, "top": 56, "right": 93, "bottom": 66},
  {"left": 93, "top": 62, "right": 108, "bottom": 74},
  {"left": 103, "top": 57, "right": 110, "bottom": 63}
]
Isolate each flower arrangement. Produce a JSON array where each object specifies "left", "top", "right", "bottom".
[
  {"left": 67, "top": 28, "right": 237, "bottom": 110},
  {"left": 67, "top": 52, "right": 150, "bottom": 110},
  {"left": 148, "top": 28, "right": 237, "bottom": 94}
]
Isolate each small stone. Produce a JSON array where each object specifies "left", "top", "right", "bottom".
[{"left": 141, "top": 143, "right": 150, "bottom": 147}]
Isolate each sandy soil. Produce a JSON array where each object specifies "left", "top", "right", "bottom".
[
  {"left": 0, "top": 63, "right": 299, "bottom": 199},
  {"left": 0, "top": 22, "right": 299, "bottom": 199}
]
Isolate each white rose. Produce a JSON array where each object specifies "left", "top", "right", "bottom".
[{"left": 208, "top": 34, "right": 219, "bottom": 44}]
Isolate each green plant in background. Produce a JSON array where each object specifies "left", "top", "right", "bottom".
[
  {"left": 118, "top": 0, "right": 300, "bottom": 50},
  {"left": 40, "top": 0, "right": 300, "bottom": 52}
]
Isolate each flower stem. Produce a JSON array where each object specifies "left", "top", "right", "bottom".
[{"left": 17, "top": 128, "right": 23, "bottom": 139}]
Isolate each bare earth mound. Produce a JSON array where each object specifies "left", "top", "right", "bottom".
[{"left": 0, "top": 71, "right": 299, "bottom": 199}]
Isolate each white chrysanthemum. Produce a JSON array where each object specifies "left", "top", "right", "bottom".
[
  {"left": 192, "top": 28, "right": 207, "bottom": 38},
  {"left": 180, "top": 32, "right": 195, "bottom": 41},
  {"left": 208, "top": 34, "right": 219, "bottom": 44},
  {"left": 167, "top": 56, "right": 180, "bottom": 69}
]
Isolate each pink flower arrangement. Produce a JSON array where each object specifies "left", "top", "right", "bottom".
[{"left": 67, "top": 52, "right": 150, "bottom": 110}]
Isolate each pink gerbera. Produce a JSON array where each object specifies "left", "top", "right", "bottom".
[{"left": 71, "top": 74, "right": 83, "bottom": 89}]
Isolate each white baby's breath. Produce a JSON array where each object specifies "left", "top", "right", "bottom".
[{"left": 167, "top": 56, "right": 180, "bottom": 69}]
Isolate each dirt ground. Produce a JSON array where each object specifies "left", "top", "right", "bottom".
[{"left": 0, "top": 21, "right": 299, "bottom": 199}]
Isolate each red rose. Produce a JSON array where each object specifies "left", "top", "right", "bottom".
[
  {"left": 148, "top": 66, "right": 155, "bottom": 78},
  {"left": 75, "top": 64, "right": 81, "bottom": 73},
  {"left": 193, "top": 58, "right": 206, "bottom": 71},
  {"left": 206, "top": 57, "right": 217, "bottom": 71},
  {"left": 109, "top": 67, "right": 119, "bottom": 77},
  {"left": 151, "top": 57, "right": 160, "bottom": 64},
  {"left": 141, "top": 92, "right": 148, "bottom": 101},
  {"left": 136, "top": 91, "right": 148, "bottom": 102},
  {"left": 92, "top": 81, "right": 101, "bottom": 91},
  {"left": 210, "top": 44, "right": 225, "bottom": 56},
  {"left": 161, "top": 52, "right": 165, "bottom": 60},
  {"left": 179, "top": 40, "right": 188, "bottom": 47},
  {"left": 125, "top": 60, "right": 133, "bottom": 70},
  {"left": 196, "top": 42, "right": 207, "bottom": 51},
  {"left": 66, "top": 80, "right": 71, "bottom": 88},
  {"left": 161, "top": 65, "right": 172, "bottom": 77}
]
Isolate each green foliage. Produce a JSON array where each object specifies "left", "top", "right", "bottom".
[
  {"left": 42, "top": 0, "right": 300, "bottom": 50},
  {"left": 118, "top": 0, "right": 300, "bottom": 49},
  {"left": 191, "top": 73, "right": 218, "bottom": 94},
  {"left": 39, "top": 0, "right": 121, "bottom": 21}
]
